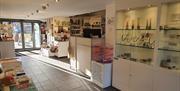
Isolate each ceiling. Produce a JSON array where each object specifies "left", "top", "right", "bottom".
[{"left": 0, "top": 0, "right": 111, "bottom": 20}]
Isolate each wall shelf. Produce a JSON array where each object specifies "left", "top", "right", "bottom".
[
  {"left": 158, "top": 48, "right": 180, "bottom": 52},
  {"left": 116, "top": 29, "right": 157, "bottom": 31},
  {"left": 116, "top": 43, "right": 154, "bottom": 49}
]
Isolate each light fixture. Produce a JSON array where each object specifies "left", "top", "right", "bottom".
[
  {"left": 42, "top": 5, "right": 47, "bottom": 10},
  {"left": 31, "top": 13, "right": 34, "bottom": 15},
  {"left": 42, "top": 3, "right": 49, "bottom": 10},
  {"left": 56, "top": 0, "right": 60, "bottom": 2},
  {"left": 46, "top": 3, "right": 49, "bottom": 7},
  {"left": 127, "top": 8, "right": 131, "bottom": 11},
  {"left": 36, "top": 10, "right": 39, "bottom": 13},
  {"left": 148, "top": 4, "right": 152, "bottom": 7}
]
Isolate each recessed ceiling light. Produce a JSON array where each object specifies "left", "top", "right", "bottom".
[
  {"left": 56, "top": 0, "right": 60, "bottom": 2},
  {"left": 46, "top": 3, "right": 49, "bottom": 7}
]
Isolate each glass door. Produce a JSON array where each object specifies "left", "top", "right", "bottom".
[
  {"left": 23, "top": 22, "right": 33, "bottom": 49},
  {"left": 34, "top": 23, "right": 41, "bottom": 48},
  {"left": 0, "top": 20, "right": 41, "bottom": 50},
  {"left": 12, "top": 22, "right": 23, "bottom": 49}
]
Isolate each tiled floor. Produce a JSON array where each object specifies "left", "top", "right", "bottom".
[{"left": 19, "top": 56, "right": 119, "bottom": 91}]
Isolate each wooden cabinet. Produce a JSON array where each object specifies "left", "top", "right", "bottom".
[
  {"left": 113, "top": 58, "right": 180, "bottom": 91},
  {"left": 113, "top": 58, "right": 154, "bottom": 91},
  {"left": 113, "top": 58, "right": 130, "bottom": 91},
  {"left": 154, "top": 68, "right": 180, "bottom": 91},
  {"left": 130, "top": 62, "right": 153, "bottom": 91}
]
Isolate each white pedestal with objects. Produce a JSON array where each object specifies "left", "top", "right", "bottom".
[
  {"left": 92, "top": 61, "right": 112, "bottom": 88},
  {"left": 54, "top": 41, "right": 69, "bottom": 58},
  {"left": 41, "top": 41, "right": 69, "bottom": 58}
]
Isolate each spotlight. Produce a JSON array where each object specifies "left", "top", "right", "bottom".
[
  {"left": 42, "top": 5, "right": 47, "bottom": 10},
  {"left": 56, "top": 0, "right": 60, "bottom": 2},
  {"left": 36, "top": 10, "right": 39, "bottom": 13},
  {"left": 148, "top": 4, "right": 152, "bottom": 7},
  {"left": 46, "top": 3, "right": 49, "bottom": 7}
]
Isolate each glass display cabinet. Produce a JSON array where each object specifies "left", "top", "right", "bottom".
[
  {"left": 113, "top": 1, "right": 180, "bottom": 91},
  {"left": 115, "top": 6, "right": 158, "bottom": 66},
  {"left": 158, "top": 2, "right": 180, "bottom": 71}
]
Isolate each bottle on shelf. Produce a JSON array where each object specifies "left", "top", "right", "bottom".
[
  {"left": 148, "top": 18, "right": 152, "bottom": 30},
  {"left": 137, "top": 18, "right": 140, "bottom": 30},
  {"left": 0, "top": 34, "right": 2, "bottom": 41},
  {"left": 125, "top": 21, "right": 129, "bottom": 30},
  {"left": 132, "top": 20, "right": 135, "bottom": 30},
  {"left": 146, "top": 19, "right": 149, "bottom": 30}
]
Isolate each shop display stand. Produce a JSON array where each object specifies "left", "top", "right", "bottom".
[
  {"left": 113, "top": 2, "right": 180, "bottom": 91},
  {"left": 92, "top": 61, "right": 112, "bottom": 88}
]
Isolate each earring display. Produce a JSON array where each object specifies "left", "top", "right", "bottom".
[{"left": 118, "top": 31, "right": 155, "bottom": 48}]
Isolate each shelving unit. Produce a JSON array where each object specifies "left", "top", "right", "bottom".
[
  {"left": 115, "top": 6, "right": 157, "bottom": 66},
  {"left": 113, "top": 2, "right": 180, "bottom": 91},
  {"left": 70, "top": 11, "right": 105, "bottom": 37},
  {"left": 157, "top": 2, "right": 180, "bottom": 71}
]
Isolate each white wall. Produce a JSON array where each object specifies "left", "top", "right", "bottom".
[
  {"left": 105, "top": 0, "right": 116, "bottom": 46},
  {"left": 115, "top": 0, "right": 179, "bottom": 11}
]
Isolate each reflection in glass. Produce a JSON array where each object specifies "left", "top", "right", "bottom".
[{"left": 34, "top": 23, "right": 41, "bottom": 48}]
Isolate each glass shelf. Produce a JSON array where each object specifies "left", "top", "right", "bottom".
[
  {"left": 114, "top": 56, "right": 153, "bottom": 66},
  {"left": 71, "top": 29, "right": 81, "bottom": 30},
  {"left": 158, "top": 48, "right": 180, "bottom": 53},
  {"left": 116, "top": 43, "right": 154, "bottom": 49},
  {"left": 160, "top": 29, "right": 180, "bottom": 31},
  {"left": 157, "top": 50, "right": 180, "bottom": 71},
  {"left": 116, "top": 29, "right": 157, "bottom": 31}
]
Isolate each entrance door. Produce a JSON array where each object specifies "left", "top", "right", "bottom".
[
  {"left": 23, "top": 22, "right": 33, "bottom": 49},
  {"left": 1, "top": 20, "right": 41, "bottom": 50}
]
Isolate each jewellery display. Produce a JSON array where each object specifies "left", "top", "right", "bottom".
[
  {"left": 119, "top": 31, "right": 155, "bottom": 48},
  {"left": 116, "top": 6, "right": 157, "bottom": 66},
  {"left": 117, "top": 52, "right": 153, "bottom": 65},
  {"left": 159, "top": 28, "right": 180, "bottom": 51},
  {"left": 160, "top": 55, "right": 180, "bottom": 70}
]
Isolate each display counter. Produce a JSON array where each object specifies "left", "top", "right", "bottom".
[
  {"left": 41, "top": 41, "right": 69, "bottom": 57},
  {"left": 69, "top": 36, "right": 106, "bottom": 77},
  {"left": 69, "top": 36, "right": 113, "bottom": 88}
]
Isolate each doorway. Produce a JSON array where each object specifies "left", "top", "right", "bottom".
[{"left": 0, "top": 19, "right": 41, "bottom": 51}]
